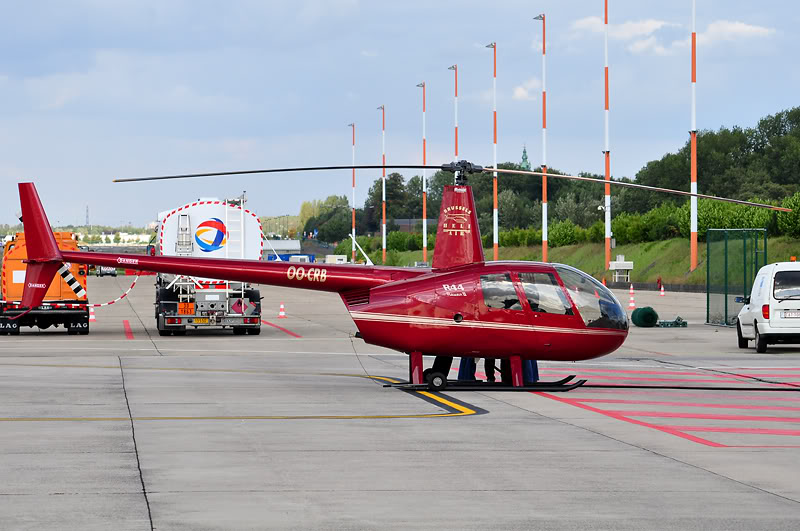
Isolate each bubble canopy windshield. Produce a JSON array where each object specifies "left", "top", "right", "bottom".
[{"left": 555, "top": 265, "right": 628, "bottom": 330}]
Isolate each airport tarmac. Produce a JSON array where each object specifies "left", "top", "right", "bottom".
[{"left": 1, "top": 276, "right": 799, "bottom": 530}]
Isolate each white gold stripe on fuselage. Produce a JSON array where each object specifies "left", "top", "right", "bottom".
[{"left": 349, "top": 311, "right": 626, "bottom": 336}]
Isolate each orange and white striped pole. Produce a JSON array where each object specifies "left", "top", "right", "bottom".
[
  {"left": 377, "top": 105, "right": 386, "bottom": 264},
  {"left": 448, "top": 64, "right": 458, "bottom": 182},
  {"left": 603, "top": 1, "right": 611, "bottom": 271},
  {"left": 486, "top": 42, "right": 498, "bottom": 261},
  {"left": 690, "top": 0, "right": 698, "bottom": 271},
  {"left": 534, "top": 14, "right": 547, "bottom": 262},
  {"left": 417, "top": 82, "right": 428, "bottom": 263},
  {"left": 348, "top": 122, "right": 356, "bottom": 263}
]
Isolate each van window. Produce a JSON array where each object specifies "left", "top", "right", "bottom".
[
  {"left": 517, "top": 272, "right": 572, "bottom": 314},
  {"left": 773, "top": 271, "right": 800, "bottom": 300},
  {"left": 480, "top": 273, "right": 522, "bottom": 310}
]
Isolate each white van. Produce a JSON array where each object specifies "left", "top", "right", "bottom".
[{"left": 736, "top": 262, "right": 800, "bottom": 352}]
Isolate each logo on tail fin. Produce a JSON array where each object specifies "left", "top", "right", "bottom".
[{"left": 442, "top": 206, "right": 472, "bottom": 236}]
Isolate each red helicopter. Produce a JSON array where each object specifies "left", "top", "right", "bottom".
[{"left": 11, "top": 161, "right": 787, "bottom": 391}]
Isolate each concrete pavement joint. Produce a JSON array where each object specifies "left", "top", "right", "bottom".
[{"left": 118, "top": 357, "right": 154, "bottom": 531}]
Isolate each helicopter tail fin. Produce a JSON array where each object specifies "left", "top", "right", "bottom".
[
  {"left": 15, "top": 183, "right": 64, "bottom": 313},
  {"left": 431, "top": 184, "right": 485, "bottom": 269}
]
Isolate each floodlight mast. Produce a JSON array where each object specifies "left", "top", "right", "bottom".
[
  {"left": 448, "top": 65, "right": 459, "bottom": 184},
  {"left": 534, "top": 13, "right": 547, "bottom": 262},
  {"left": 377, "top": 105, "right": 386, "bottom": 264},
  {"left": 417, "top": 82, "right": 428, "bottom": 263},
  {"left": 603, "top": 0, "right": 612, "bottom": 271},
  {"left": 348, "top": 123, "right": 356, "bottom": 263},
  {"left": 486, "top": 42, "right": 498, "bottom": 261},
  {"left": 690, "top": 0, "right": 698, "bottom": 271}
]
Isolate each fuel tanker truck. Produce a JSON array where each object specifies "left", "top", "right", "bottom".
[
  {"left": 154, "top": 194, "right": 263, "bottom": 336},
  {"left": 1, "top": 231, "right": 89, "bottom": 335}
]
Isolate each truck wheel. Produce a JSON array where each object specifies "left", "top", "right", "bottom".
[
  {"left": 736, "top": 322, "right": 748, "bottom": 349},
  {"left": 158, "top": 329, "right": 171, "bottom": 337},
  {"left": 232, "top": 327, "right": 247, "bottom": 335},
  {"left": 246, "top": 327, "right": 261, "bottom": 335},
  {"left": 755, "top": 325, "right": 768, "bottom": 353}
]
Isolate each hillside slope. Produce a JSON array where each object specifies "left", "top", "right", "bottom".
[{"left": 389, "top": 236, "right": 800, "bottom": 285}]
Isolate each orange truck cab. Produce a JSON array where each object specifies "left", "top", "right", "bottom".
[{"left": 1, "top": 232, "right": 90, "bottom": 335}]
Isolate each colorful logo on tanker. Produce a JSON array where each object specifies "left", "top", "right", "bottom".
[{"left": 195, "top": 218, "right": 228, "bottom": 252}]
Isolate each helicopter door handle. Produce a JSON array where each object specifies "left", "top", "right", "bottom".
[{"left": 453, "top": 313, "right": 463, "bottom": 323}]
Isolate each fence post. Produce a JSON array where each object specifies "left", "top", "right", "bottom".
[
  {"left": 724, "top": 231, "right": 729, "bottom": 325},
  {"left": 706, "top": 232, "right": 710, "bottom": 324}
]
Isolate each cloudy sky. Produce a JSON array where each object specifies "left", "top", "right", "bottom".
[{"left": 0, "top": 0, "right": 796, "bottom": 226}]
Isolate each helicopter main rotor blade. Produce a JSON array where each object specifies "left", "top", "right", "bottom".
[
  {"left": 485, "top": 167, "right": 791, "bottom": 213},
  {"left": 114, "top": 165, "right": 443, "bottom": 183}
]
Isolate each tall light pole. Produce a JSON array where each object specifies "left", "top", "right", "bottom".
[
  {"left": 448, "top": 64, "right": 458, "bottom": 170},
  {"left": 486, "top": 42, "right": 498, "bottom": 261},
  {"left": 534, "top": 14, "right": 548, "bottom": 262},
  {"left": 690, "top": 0, "right": 698, "bottom": 271},
  {"left": 348, "top": 122, "right": 356, "bottom": 263},
  {"left": 416, "top": 81, "right": 428, "bottom": 264},
  {"left": 377, "top": 105, "right": 387, "bottom": 264},
  {"left": 603, "top": 1, "right": 611, "bottom": 271}
]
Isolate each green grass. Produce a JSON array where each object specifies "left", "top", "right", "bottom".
[{"left": 386, "top": 236, "right": 800, "bottom": 286}]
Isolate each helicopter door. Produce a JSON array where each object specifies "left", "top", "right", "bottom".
[
  {"left": 516, "top": 271, "right": 583, "bottom": 354},
  {"left": 478, "top": 273, "right": 530, "bottom": 352}
]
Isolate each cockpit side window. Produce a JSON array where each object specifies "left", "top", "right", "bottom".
[
  {"left": 480, "top": 273, "right": 522, "bottom": 310},
  {"left": 517, "top": 272, "right": 572, "bottom": 315}
]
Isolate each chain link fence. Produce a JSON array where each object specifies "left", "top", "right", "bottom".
[{"left": 706, "top": 229, "right": 767, "bottom": 325}]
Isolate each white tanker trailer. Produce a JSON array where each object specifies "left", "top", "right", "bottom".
[{"left": 153, "top": 194, "right": 263, "bottom": 336}]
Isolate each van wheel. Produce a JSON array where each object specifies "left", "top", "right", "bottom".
[
  {"left": 736, "top": 322, "right": 748, "bottom": 349},
  {"left": 755, "top": 325, "right": 768, "bottom": 353}
]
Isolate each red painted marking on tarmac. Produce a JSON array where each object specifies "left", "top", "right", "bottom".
[
  {"left": 576, "top": 399, "right": 800, "bottom": 412},
  {"left": 122, "top": 320, "right": 134, "bottom": 340},
  {"left": 260, "top": 319, "right": 302, "bottom": 338},
  {"left": 670, "top": 426, "right": 800, "bottom": 436},
  {"left": 534, "top": 392, "right": 726, "bottom": 447},
  {"left": 603, "top": 410, "right": 800, "bottom": 423},
  {"left": 553, "top": 374, "right": 754, "bottom": 384},
  {"left": 540, "top": 368, "right": 740, "bottom": 377},
  {"left": 573, "top": 388, "right": 800, "bottom": 402}
]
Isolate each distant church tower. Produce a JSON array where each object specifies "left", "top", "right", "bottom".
[{"left": 520, "top": 145, "right": 531, "bottom": 171}]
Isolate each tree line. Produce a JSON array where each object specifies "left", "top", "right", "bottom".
[{"left": 301, "top": 106, "right": 800, "bottom": 245}]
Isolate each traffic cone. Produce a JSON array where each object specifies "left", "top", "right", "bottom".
[
  {"left": 602, "top": 277, "right": 607, "bottom": 286},
  {"left": 629, "top": 283, "right": 634, "bottom": 295},
  {"left": 628, "top": 292, "right": 636, "bottom": 310},
  {"left": 660, "top": 285, "right": 665, "bottom": 297},
  {"left": 89, "top": 307, "right": 96, "bottom": 322},
  {"left": 278, "top": 303, "right": 287, "bottom": 319}
]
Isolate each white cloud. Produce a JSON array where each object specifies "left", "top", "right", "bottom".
[
  {"left": 571, "top": 16, "right": 675, "bottom": 41},
  {"left": 697, "top": 20, "right": 775, "bottom": 47},
  {"left": 360, "top": 50, "right": 378, "bottom": 58},
  {"left": 512, "top": 78, "right": 541, "bottom": 101},
  {"left": 21, "top": 50, "right": 247, "bottom": 113},
  {"left": 573, "top": 15, "right": 776, "bottom": 56}
]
